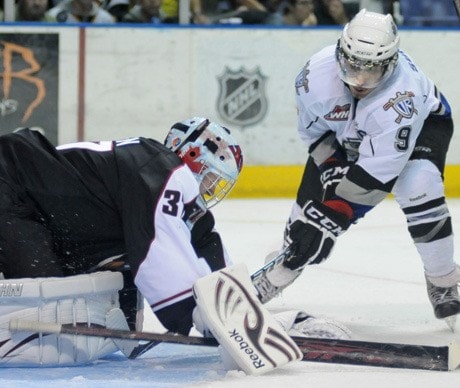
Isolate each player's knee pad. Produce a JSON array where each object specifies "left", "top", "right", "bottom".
[
  {"left": 0, "top": 271, "right": 125, "bottom": 367},
  {"left": 393, "top": 159, "right": 444, "bottom": 209}
]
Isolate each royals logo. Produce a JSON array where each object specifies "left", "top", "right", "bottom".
[
  {"left": 217, "top": 67, "right": 268, "bottom": 127},
  {"left": 383, "top": 91, "right": 418, "bottom": 123}
]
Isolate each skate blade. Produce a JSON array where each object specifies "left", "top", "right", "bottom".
[{"left": 444, "top": 315, "right": 457, "bottom": 332}]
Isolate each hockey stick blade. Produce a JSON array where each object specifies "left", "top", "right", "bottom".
[
  {"left": 293, "top": 336, "right": 460, "bottom": 371},
  {"left": 9, "top": 319, "right": 460, "bottom": 371}
]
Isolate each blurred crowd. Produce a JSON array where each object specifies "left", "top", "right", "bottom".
[{"left": 0, "top": 0, "right": 457, "bottom": 26}]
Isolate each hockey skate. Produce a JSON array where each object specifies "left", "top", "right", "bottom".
[{"left": 426, "top": 277, "right": 460, "bottom": 331}]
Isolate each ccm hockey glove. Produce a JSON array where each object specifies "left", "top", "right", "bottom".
[{"left": 285, "top": 199, "right": 351, "bottom": 269}]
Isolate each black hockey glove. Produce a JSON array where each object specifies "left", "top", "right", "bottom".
[{"left": 284, "top": 200, "right": 351, "bottom": 270}]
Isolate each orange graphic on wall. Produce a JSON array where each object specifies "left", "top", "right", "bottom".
[{"left": 1, "top": 41, "right": 46, "bottom": 123}]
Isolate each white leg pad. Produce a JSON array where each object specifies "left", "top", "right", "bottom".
[
  {"left": 106, "top": 307, "right": 138, "bottom": 357},
  {"left": 193, "top": 263, "right": 302, "bottom": 375},
  {"left": 0, "top": 271, "right": 127, "bottom": 366}
]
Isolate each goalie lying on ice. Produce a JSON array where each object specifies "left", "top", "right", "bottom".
[
  {"left": 0, "top": 118, "right": 243, "bottom": 360},
  {"left": 0, "top": 121, "right": 350, "bottom": 369}
]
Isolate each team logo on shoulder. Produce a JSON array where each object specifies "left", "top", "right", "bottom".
[
  {"left": 324, "top": 104, "right": 350, "bottom": 121},
  {"left": 295, "top": 61, "right": 310, "bottom": 95},
  {"left": 217, "top": 66, "right": 268, "bottom": 127},
  {"left": 383, "top": 91, "right": 418, "bottom": 124}
]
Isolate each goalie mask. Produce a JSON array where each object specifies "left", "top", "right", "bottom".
[
  {"left": 165, "top": 117, "right": 243, "bottom": 209},
  {"left": 336, "top": 9, "right": 399, "bottom": 89}
]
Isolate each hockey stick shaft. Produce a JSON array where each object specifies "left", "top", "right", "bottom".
[
  {"left": 9, "top": 319, "right": 218, "bottom": 346},
  {"left": 9, "top": 319, "right": 458, "bottom": 371}
]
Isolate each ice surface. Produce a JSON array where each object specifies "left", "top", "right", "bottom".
[{"left": 2, "top": 199, "right": 460, "bottom": 387}]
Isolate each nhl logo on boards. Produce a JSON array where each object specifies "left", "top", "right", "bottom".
[
  {"left": 217, "top": 67, "right": 268, "bottom": 127},
  {"left": 383, "top": 91, "right": 418, "bottom": 123}
]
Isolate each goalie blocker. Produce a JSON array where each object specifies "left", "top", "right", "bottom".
[{"left": 192, "top": 263, "right": 302, "bottom": 375}]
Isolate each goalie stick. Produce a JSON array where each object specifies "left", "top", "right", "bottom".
[{"left": 9, "top": 319, "right": 460, "bottom": 371}]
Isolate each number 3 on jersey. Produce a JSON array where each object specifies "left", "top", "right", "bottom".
[{"left": 162, "top": 190, "right": 181, "bottom": 216}]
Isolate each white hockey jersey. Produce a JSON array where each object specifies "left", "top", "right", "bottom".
[{"left": 295, "top": 45, "right": 448, "bottom": 192}]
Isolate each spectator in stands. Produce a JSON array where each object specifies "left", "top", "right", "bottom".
[
  {"left": 359, "top": 0, "right": 389, "bottom": 14},
  {"left": 161, "top": 0, "right": 210, "bottom": 23},
  {"left": 103, "top": 0, "right": 130, "bottom": 22},
  {"left": 121, "top": 0, "right": 167, "bottom": 23},
  {"left": 46, "top": 0, "right": 116, "bottom": 22},
  {"left": 258, "top": 0, "right": 287, "bottom": 24},
  {"left": 16, "top": 0, "right": 53, "bottom": 21},
  {"left": 238, "top": 0, "right": 285, "bottom": 24},
  {"left": 313, "top": 0, "right": 349, "bottom": 24},
  {"left": 206, "top": 0, "right": 281, "bottom": 25},
  {"left": 283, "top": 0, "right": 317, "bottom": 25},
  {"left": 399, "top": 0, "right": 458, "bottom": 27}
]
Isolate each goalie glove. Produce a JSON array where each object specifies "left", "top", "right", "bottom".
[{"left": 285, "top": 199, "right": 351, "bottom": 269}]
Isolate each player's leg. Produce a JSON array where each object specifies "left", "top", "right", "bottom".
[
  {"left": 392, "top": 115, "right": 459, "bottom": 322},
  {"left": 296, "top": 154, "right": 324, "bottom": 206},
  {"left": 286, "top": 155, "right": 324, "bottom": 243},
  {"left": 0, "top": 271, "right": 126, "bottom": 366},
  {"left": 90, "top": 257, "right": 143, "bottom": 332}
]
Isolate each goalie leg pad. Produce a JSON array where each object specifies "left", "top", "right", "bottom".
[
  {"left": 0, "top": 271, "right": 126, "bottom": 366},
  {"left": 193, "top": 263, "right": 302, "bottom": 375}
]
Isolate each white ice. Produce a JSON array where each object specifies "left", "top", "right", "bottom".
[{"left": 2, "top": 198, "right": 460, "bottom": 387}]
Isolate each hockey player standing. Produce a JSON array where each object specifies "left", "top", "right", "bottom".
[{"left": 256, "top": 9, "right": 460, "bottom": 329}]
